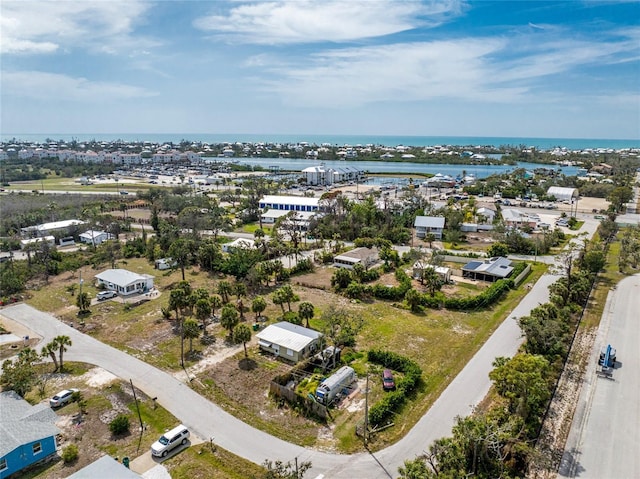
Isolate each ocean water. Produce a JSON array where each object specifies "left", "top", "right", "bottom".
[{"left": 2, "top": 133, "right": 639, "bottom": 150}]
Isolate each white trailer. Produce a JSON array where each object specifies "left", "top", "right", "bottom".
[{"left": 315, "top": 366, "right": 356, "bottom": 405}]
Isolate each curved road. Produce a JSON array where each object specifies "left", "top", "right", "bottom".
[
  {"left": 1, "top": 272, "right": 556, "bottom": 478},
  {"left": 559, "top": 273, "right": 640, "bottom": 479}
]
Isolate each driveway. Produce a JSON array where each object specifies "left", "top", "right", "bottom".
[
  {"left": 558, "top": 274, "right": 640, "bottom": 479},
  {"left": 1, "top": 269, "right": 556, "bottom": 478}
]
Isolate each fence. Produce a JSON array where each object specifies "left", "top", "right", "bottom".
[{"left": 512, "top": 264, "right": 532, "bottom": 287}]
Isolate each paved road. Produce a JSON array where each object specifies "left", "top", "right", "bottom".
[
  {"left": 559, "top": 274, "right": 640, "bottom": 479},
  {"left": 1, "top": 268, "right": 556, "bottom": 478}
]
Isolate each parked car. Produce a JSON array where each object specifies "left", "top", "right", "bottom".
[
  {"left": 50, "top": 388, "right": 79, "bottom": 408},
  {"left": 151, "top": 424, "right": 190, "bottom": 457},
  {"left": 96, "top": 291, "right": 117, "bottom": 301},
  {"left": 382, "top": 369, "right": 395, "bottom": 391}
]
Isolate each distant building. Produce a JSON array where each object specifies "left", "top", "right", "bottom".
[
  {"left": 546, "top": 186, "right": 579, "bottom": 203},
  {"left": 301, "top": 165, "right": 364, "bottom": 186},
  {"left": 79, "top": 230, "right": 113, "bottom": 246},
  {"left": 21, "top": 219, "right": 85, "bottom": 238},
  {"left": 414, "top": 216, "right": 446, "bottom": 240},
  {"left": 333, "top": 247, "right": 379, "bottom": 270},
  {"left": 0, "top": 391, "right": 61, "bottom": 478},
  {"left": 259, "top": 195, "right": 320, "bottom": 212},
  {"left": 154, "top": 258, "right": 177, "bottom": 270},
  {"left": 20, "top": 236, "right": 55, "bottom": 250},
  {"left": 222, "top": 238, "right": 256, "bottom": 253}
]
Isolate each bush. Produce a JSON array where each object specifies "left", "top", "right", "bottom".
[
  {"left": 109, "top": 414, "right": 130, "bottom": 435},
  {"left": 367, "top": 350, "right": 423, "bottom": 427},
  {"left": 61, "top": 444, "right": 79, "bottom": 463}
]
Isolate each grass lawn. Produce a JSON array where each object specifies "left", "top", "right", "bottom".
[
  {"left": 581, "top": 239, "right": 628, "bottom": 329},
  {"left": 24, "top": 254, "right": 547, "bottom": 454}
]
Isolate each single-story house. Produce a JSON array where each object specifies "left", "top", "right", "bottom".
[
  {"left": 20, "top": 236, "right": 55, "bottom": 250},
  {"left": 154, "top": 257, "right": 177, "bottom": 270},
  {"left": 256, "top": 322, "right": 323, "bottom": 363},
  {"left": 412, "top": 261, "right": 451, "bottom": 282},
  {"left": 20, "top": 219, "right": 85, "bottom": 238},
  {"left": 67, "top": 455, "right": 141, "bottom": 478},
  {"left": 222, "top": 238, "right": 256, "bottom": 253},
  {"left": 462, "top": 257, "right": 514, "bottom": 282},
  {"left": 414, "top": 216, "right": 446, "bottom": 239},
  {"left": 95, "top": 269, "right": 154, "bottom": 296},
  {"left": 546, "top": 186, "right": 579, "bottom": 203},
  {"left": 476, "top": 207, "right": 496, "bottom": 223},
  {"left": 1, "top": 391, "right": 61, "bottom": 479},
  {"left": 501, "top": 208, "right": 538, "bottom": 228},
  {"left": 79, "top": 230, "right": 113, "bottom": 246},
  {"left": 333, "top": 247, "right": 379, "bottom": 269}
]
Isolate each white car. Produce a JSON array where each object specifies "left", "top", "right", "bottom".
[
  {"left": 151, "top": 424, "right": 190, "bottom": 457},
  {"left": 49, "top": 388, "right": 79, "bottom": 407},
  {"left": 96, "top": 291, "right": 117, "bottom": 301}
]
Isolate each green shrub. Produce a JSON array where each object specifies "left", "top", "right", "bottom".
[
  {"left": 109, "top": 414, "right": 130, "bottom": 435},
  {"left": 62, "top": 444, "right": 79, "bottom": 463}
]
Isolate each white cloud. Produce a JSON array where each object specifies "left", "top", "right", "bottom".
[
  {"left": 256, "top": 40, "right": 526, "bottom": 107},
  {"left": 194, "top": 0, "right": 463, "bottom": 44},
  {"left": 2, "top": 71, "right": 158, "bottom": 101},
  {"left": 251, "top": 26, "right": 640, "bottom": 108},
  {"left": 0, "top": 0, "right": 158, "bottom": 55}
]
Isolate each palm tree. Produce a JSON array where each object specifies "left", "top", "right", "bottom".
[
  {"left": 41, "top": 340, "right": 59, "bottom": 372},
  {"left": 251, "top": 296, "right": 266, "bottom": 321},
  {"left": 233, "top": 324, "right": 252, "bottom": 358},
  {"left": 217, "top": 280, "right": 233, "bottom": 304},
  {"left": 220, "top": 303, "right": 239, "bottom": 336},
  {"left": 210, "top": 295, "right": 222, "bottom": 318},
  {"left": 76, "top": 291, "right": 90, "bottom": 314},
  {"left": 298, "top": 301, "right": 315, "bottom": 328},
  {"left": 195, "top": 297, "right": 211, "bottom": 331},
  {"left": 55, "top": 335, "right": 72, "bottom": 371},
  {"left": 183, "top": 319, "right": 201, "bottom": 354}
]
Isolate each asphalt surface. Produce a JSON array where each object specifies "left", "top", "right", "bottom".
[
  {"left": 558, "top": 274, "right": 640, "bottom": 479},
  {"left": 1, "top": 266, "right": 556, "bottom": 478}
]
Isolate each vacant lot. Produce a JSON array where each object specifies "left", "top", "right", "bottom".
[{"left": 23, "top": 255, "right": 546, "bottom": 453}]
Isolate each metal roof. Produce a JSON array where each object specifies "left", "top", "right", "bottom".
[
  {"left": 67, "top": 455, "right": 142, "bottom": 478},
  {"left": 462, "top": 257, "right": 514, "bottom": 278},
  {"left": 94, "top": 269, "right": 154, "bottom": 287},
  {"left": 256, "top": 322, "right": 323, "bottom": 353},
  {"left": 414, "top": 216, "right": 445, "bottom": 228},
  {"left": 259, "top": 195, "right": 320, "bottom": 207},
  {"left": 0, "top": 391, "right": 61, "bottom": 457}
]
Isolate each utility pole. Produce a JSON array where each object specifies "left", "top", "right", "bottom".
[{"left": 364, "top": 370, "right": 369, "bottom": 447}]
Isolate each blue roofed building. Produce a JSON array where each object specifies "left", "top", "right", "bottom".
[{"left": 1, "top": 391, "right": 61, "bottom": 479}]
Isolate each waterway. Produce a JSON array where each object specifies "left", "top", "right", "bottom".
[{"left": 232, "top": 158, "right": 579, "bottom": 179}]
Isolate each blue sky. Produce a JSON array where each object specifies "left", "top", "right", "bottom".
[{"left": 1, "top": 0, "right": 639, "bottom": 139}]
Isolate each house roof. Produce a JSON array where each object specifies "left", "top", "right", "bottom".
[
  {"left": 0, "top": 391, "right": 61, "bottom": 457},
  {"left": 462, "top": 257, "right": 514, "bottom": 278},
  {"left": 334, "top": 247, "right": 378, "bottom": 263},
  {"left": 94, "top": 269, "right": 154, "bottom": 287},
  {"left": 21, "top": 219, "right": 85, "bottom": 233},
  {"left": 79, "top": 230, "right": 109, "bottom": 239},
  {"left": 256, "top": 322, "right": 323, "bottom": 353},
  {"left": 414, "top": 216, "right": 445, "bottom": 228},
  {"left": 259, "top": 195, "right": 319, "bottom": 207},
  {"left": 67, "top": 455, "right": 141, "bottom": 478},
  {"left": 476, "top": 207, "right": 496, "bottom": 216},
  {"left": 501, "top": 208, "right": 524, "bottom": 222},
  {"left": 223, "top": 238, "right": 255, "bottom": 249}
]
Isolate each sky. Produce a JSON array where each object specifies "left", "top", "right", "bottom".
[{"left": 1, "top": 0, "right": 639, "bottom": 139}]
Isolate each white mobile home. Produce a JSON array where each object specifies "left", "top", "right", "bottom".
[{"left": 95, "top": 269, "right": 154, "bottom": 296}]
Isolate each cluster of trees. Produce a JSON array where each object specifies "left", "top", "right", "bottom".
[
  {"left": 1, "top": 335, "right": 72, "bottom": 397},
  {"left": 0, "top": 156, "right": 115, "bottom": 184},
  {"left": 398, "top": 231, "right": 613, "bottom": 478},
  {"left": 619, "top": 226, "right": 640, "bottom": 271}
]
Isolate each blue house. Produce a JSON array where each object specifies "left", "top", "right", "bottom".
[{"left": 1, "top": 391, "right": 60, "bottom": 479}]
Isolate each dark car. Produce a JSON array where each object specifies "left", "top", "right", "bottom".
[{"left": 382, "top": 369, "right": 395, "bottom": 390}]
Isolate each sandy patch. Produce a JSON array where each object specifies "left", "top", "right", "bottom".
[{"left": 79, "top": 367, "right": 119, "bottom": 388}]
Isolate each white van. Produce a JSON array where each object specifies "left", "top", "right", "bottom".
[{"left": 151, "top": 424, "right": 190, "bottom": 457}]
